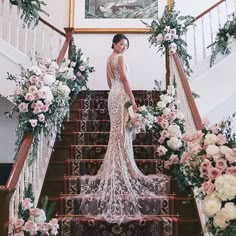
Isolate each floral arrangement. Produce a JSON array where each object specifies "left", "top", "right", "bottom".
[
  {"left": 150, "top": 85, "right": 188, "bottom": 190},
  {"left": 9, "top": 0, "right": 48, "bottom": 28},
  {"left": 208, "top": 13, "right": 236, "bottom": 67},
  {"left": 7, "top": 58, "right": 72, "bottom": 163},
  {"left": 180, "top": 115, "right": 236, "bottom": 235},
  {"left": 67, "top": 38, "right": 95, "bottom": 101},
  {"left": 142, "top": 0, "right": 194, "bottom": 76},
  {"left": 6, "top": 42, "right": 94, "bottom": 164},
  {"left": 124, "top": 101, "right": 156, "bottom": 134},
  {"left": 9, "top": 184, "right": 59, "bottom": 236}
]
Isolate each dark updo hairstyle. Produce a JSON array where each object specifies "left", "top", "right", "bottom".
[{"left": 111, "top": 33, "right": 129, "bottom": 49}]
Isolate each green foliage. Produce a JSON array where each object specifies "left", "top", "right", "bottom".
[
  {"left": 41, "top": 196, "right": 57, "bottom": 222},
  {"left": 68, "top": 38, "right": 95, "bottom": 101},
  {"left": 209, "top": 13, "right": 236, "bottom": 67},
  {"left": 9, "top": 0, "right": 48, "bottom": 28},
  {"left": 142, "top": 0, "right": 194, "bottom": 77}
]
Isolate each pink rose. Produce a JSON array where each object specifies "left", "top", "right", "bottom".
[
  {"left": 209, "top": 125, "right": 218, "bottom": 134},
  {"left": 201, "top": 181, "right": 215, "bottom": 195},
  {"left": 200, "top": 167, "right": 208, "bottom": 178},
  {"left": 38, "top": 222, "right": 51, "bottom": 234},
  {"left": 169, "top": 154, "right": 179, "bottom": 164},
  {"left": 161, "top": 130, "right": 169, "bottom": 138},
  {"left": 30, "top": 208, "right": 41, "bottom": 217},
  {"left": 208, "top": 167, "right": 222, "bottom": 179},
  {"left": 216, "top": 134, "right": 227, "bottom": 145},
  {"left": 226, "top": 167, "right": 236, "bottom": 176},
  {"left": 156, "top": 146, "right": 167, "bottom": 156},
  {"left": 42, "top": 105, "right": 49, "bottom": 112},
  {"left": 156, "top": 116, "right": 163, "bottom": 124},
  {"left": 22, "top": 198, "right": 33, "bottom": 210},
  {"left": 215, "top": 158, "right": 227, "bottom": 171},
  {"left": 13, "top": 218, "right": 24, "bottom": 230},
  {"left": 164, "top": 160, "right": 171, "bottom": 169},
  {"left": 24, "top": 221, "right": 38, "bottom": 234},
  {"left": 38, "top": 114, "right": 45, "bottom": 122},
  {"left": 160, "top": 120, "right": 169, "bottom": 129},
  {"left": 230, "top": 148, "right": 236, "bottom": 157},
  {"left": 14, "top": 232, "right": 24, "bottom": 236},
  {"left": 180, "top": 152, "right": 190, "bottom": 164}
]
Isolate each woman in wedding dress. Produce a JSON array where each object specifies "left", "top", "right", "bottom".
[{"left": 79, "top": 34, "right": 169, "bottom": 225}]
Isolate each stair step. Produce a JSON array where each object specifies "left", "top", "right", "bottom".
[
  {"left": 58, "top": 215, "right": 179, "bottom": 236},
  {"left": 57, "top": 132, "right": 159, "bottom": 146},
  {"left": 67, "top": 159, "right": 164, "bottom": 176},
  {"left": 70, "top": 109, "right": 110, "bottom": 121},
  {"left": 51, "top": 145, "right": 164, "bottom": 161},
  {"left": 59, "top": 194, "right": 175, "bottom": 215},
  {"left": 76, "top": 90, "right": 159, "bottom": 99},
  {"left": 69, "top": 145, "right": 161, "bottom": 160},
  {"left": 62, "top": 120, "right": 110, "bottom": 132},
  {"left": 70, "top": 98, "right": 159, "bottom": 110}
]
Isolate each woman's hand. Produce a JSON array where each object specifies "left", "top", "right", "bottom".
[{"left": 131, "top": 99, "right": 137, "bottom": 112}]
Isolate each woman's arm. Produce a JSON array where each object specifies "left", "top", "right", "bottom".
[
  {"left": 118, "top": 55, "right": 137, "bottom": 111},
  {"left": 106, "top": 70, "right": 111, "bottom": 89}
]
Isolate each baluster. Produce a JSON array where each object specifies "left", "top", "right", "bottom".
[
  {"left": 32, "top": 26, "right": 36, "bottom": 59},
  {"left": 234, "top": 0, "right": 236, "bottom": 14},
  {"left": 0, "top": 0, "right": 4, "bottom": 39},
  {"left": 14, "top": 182, "right": 20, "bottom": 217},
  {"left": 41, "top": 24, "right": 45, "bottom": 57},
  {"left": 217, "top": 5, "right": 222, "bottom": 29},
  {"left": 24, "top": 27, "right": 28, "bottom": 55},
  {"left": 201, "top": 16, "right": 206, "bottom": 60},
  {"left": 50, "top": 29, "right": 53, "bottom": 59},
  {"left": 32, "top": 158, "right": 37, "bottom": 205},
  {"left": 209, "top": 12, "right": 214, "bottom": 54},
  {"left": 193, "top": 24, "right": 198, "bottom": 65},
  {"left": 8, "top": 1, "right": 12, "bottom": 43},
  {"left": 225, "top": 0, "right": 229, "bottom": 20},
  {"left": 15, "top": 6, "right": 21, "bottom": 49}
]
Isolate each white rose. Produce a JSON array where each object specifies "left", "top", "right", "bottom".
[
  {"left": 80, "top": 55, "right": 88, "bottom": 64},
  {"left": 204, "top": 133, "right": 217, "bottom": 145},
  {"left": 166, "top": 85, "right": 175, "bottom": 95},
  {"left": 213, "top": 211, "right": 228, "bottom": 229},
  {"left": 29, "top": 66, "right": 41, "bottom": 76},
  {"left": 43, "top": 74, "right": 56, "bottom": 86},
  {"left": 163, "top": 108, "right": 171, "bottom": 115},
  {"left": 220, "top": 145, "right": 231, "bottom": 155},
  {"left": 221, "top": 202, "right": 236, "bottom": 221},
  {"left": 167, "top": 137, "right": 182, "bottom": 150},
  {"left": 157, "top": 101, "right": 166, "bottom": 109},
  {"left": 206, "top": 145, "right": 220, "bottom": 156},
  {"left": 167, "top": 124, "right": 182, "bottom": 138},
  {"left": 156, "top": 33, "right": 164, "bottom": 44},
  {"left": 160, "top": 94, "right": 173, "bottom": 104},
  {"left": 202, "top": 196, "right": 221, "bottom": 217},
  {"left": 175, "top": 112, "right": 184, "bottom": 120}
]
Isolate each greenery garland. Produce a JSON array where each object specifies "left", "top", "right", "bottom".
[
  {"left": 142, "top": 0, "right": 194, "bottom": 77},
  {"left": 9, "top": 0, "right": 48, "bottom": 28},
  {"left": 209, "top": 13, "right": 236, "bottom": 67}
]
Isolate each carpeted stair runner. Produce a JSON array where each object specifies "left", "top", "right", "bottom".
[{"left": 40, "top": 90, "right": 203, "bottom": 236}]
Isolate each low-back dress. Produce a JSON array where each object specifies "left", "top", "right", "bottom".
[{"left": 79, "top": 54, "right": 169, "bottom": 224}]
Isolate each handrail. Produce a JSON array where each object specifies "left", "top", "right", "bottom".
[
  {"left": 191, "top": 0, "right": 225, "bottom": 23},
  {"left": 6, "top": 134, "right": 33, "bottom": 189},
  {"left": 172, "top": 53, "right": 202, "bottom": 130},
  {"left": 0, "top": 134, "right": 32, "bottom": 235},
  {"left": 39, "top": 17, "right": 66, "bottom": 37}
]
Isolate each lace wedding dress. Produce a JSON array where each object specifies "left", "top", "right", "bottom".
[{"left": 79, "top": 54, "right": 169, "bottom": 225}]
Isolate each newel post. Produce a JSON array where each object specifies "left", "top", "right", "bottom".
[
  {"left": 0, "top": 187, "right": 15, "bottom": 236},
  {"left": 57, "top": 27, "right": 74, "bottom": 65}
]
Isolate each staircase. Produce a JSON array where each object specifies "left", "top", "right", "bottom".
[{"left": 40, "top": 90, "right": 203, "bottom": 236}]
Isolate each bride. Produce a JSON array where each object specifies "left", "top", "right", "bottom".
[{"left": 79, "top": 34, "right": 168, "bottom": 225}]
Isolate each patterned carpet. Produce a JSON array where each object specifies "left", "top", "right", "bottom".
[{"left": 40, "top": 90, "right": 203, "bottom": 236}]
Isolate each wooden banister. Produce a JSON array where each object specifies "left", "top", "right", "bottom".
[
  {"left": 0, "top": 134, "right": 32, "bottom": 236},
  {"left": 6, "top": 134, "right": 33, "bottom": 189},
  {"left": 57, "top": 28, "right": 74, "bottom": 65},
  {"left": 39, "top": 17, "right": 66, "bottom": 37},
  {"left": 191, "top": 0, "right": 225, "bottom": 23},
  {"left": 172, "top": 53, "right": 203, "bottom": 130}
]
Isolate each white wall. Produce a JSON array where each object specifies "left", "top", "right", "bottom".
[
  {"left": 74, "top": 34, "right": 166, "bottom": 90},
  {"left": 40, "top": 0, "right": 70, "bottom": 31},
  {"left": 0, "top": 97, "right": 17, "bottom": 163}
]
